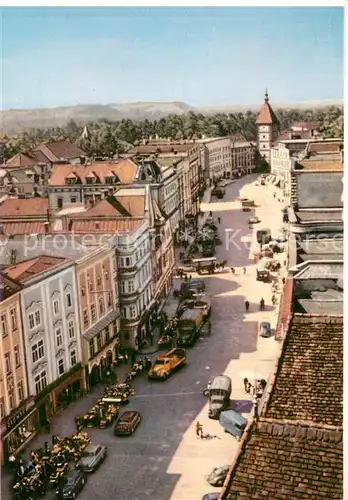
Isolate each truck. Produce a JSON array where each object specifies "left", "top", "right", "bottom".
[
  {"left": 162, "top": 295, "right": 180, "bottom": 321},
  {"left": 177, "top": 308, "right": 204, "bottom": 347},
  {"left": 148, "top": 348, "right": 187, "bottom": 380}
]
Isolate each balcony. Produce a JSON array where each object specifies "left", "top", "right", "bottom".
[{"left": 118, "top": 266, "right": 137, "bottom": 274}]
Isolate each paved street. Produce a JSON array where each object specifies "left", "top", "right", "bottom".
[{"left": 2, "top": 175, "right": 285, "bottom": 500}]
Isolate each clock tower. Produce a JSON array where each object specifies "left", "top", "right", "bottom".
[{"left": 256, "top": 90, "right": 280, "bottom": 164}]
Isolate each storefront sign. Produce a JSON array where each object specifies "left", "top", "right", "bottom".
[{"left": 5, "top": 406, "right": 30, "bottom": 433}]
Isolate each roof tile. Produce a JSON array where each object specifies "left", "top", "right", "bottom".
[
  {"left": 4, "top": 255, "right": 69, "bottom": 283},
  {"left": 49, "top": 160, "right": 137, "bottom": 185},
  {"left": 70, "top": 218, "right": 144, "bottom": 234},
  {"left": 0, "top": 198, "right": 49, "bottom": 217}
]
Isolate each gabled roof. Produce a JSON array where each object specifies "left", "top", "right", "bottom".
[
  {"left": 0, "top": 222, "right": 47, "bottom": 235},
  {"left": 264, "top": 314, "right": 343, "bottom": 426},
  {"left": 255, "top": 92, "right": 280, "bottom": 126},
  {"left": 4, "top": 255, "right": 69, "bottom": 283},
  {"left": 70, "top": 219, "right": 144, "bottom": 234},
  {"left": 49, "top": 160, "right": 137, "bottom": 185},
  {"left": 32, "top": 140, "right": 86, "bottom": 163},
  {"left": 4, "top": 153, "right": 38, "bottom": 169},
  {"left": 81, "top": 195, "right": 145, "bottom": 218},
  {"left": 0, "top": 198, "right": 49, "bottom": 218}
]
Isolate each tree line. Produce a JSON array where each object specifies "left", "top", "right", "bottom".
[{"left": 1, "top": 106, "right": 343, "bottom": 162}]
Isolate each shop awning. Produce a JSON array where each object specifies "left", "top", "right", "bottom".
[{"left": 83, "top": 310, "right": 119, "bottom": 340}]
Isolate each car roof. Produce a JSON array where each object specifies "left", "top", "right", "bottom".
[
  {"left": 120, "top": 410, "right": 138, "bottom": 419},
  {"left": 260, "top": 321, "right": 271, "bottom": 326},
  {"left": 85, "top": 444, "right": 99, "bottom": 453}
]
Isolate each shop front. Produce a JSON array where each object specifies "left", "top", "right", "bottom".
[
  {"left": 50, "top": 364, "right": 84, "bottom": 411},
  {"left": 1, "top": 398, "right": 38, "bottom": 464},
  {"left": 85, "top": 334, "right": 119, "bottom": 390}
]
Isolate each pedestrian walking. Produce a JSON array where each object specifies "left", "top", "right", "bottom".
[
  {"left": 230, "top": 267, "right": 235, "bottom": 274},
  {"left": 243, "top": 267, "right": 246, "bottom": 275},
  {"left": 218, "top": 217, "right": 221, "bottom": 224},
  {"left": 195, "top": 421, "right": 203, "bottom": 438},
  {"left": 245, "top": 300, "right": 250, "bottom": 312},
  {"left": 260, "top": 298, "right": 265, "bottom": 311}
]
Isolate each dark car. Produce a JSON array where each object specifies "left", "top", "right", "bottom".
[
  {"left": 181, "top": 280, "right": 206, "bottom": 293},
  {"left": 76, "top": 444, "right": 107, "bottom": 472},
  {"left": 114, "top": 410, "right": 141, "bottom": 436},
  {"left": 259, "top": 321, "right": 272, "bottom": 338},
  {"left": 56, "top": 469, "right": 87, "bottom": 499}
]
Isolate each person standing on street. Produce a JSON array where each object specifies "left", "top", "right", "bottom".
[
  {"left": 196, "top": 421, "right": 203, "bottom": 438},
  {"left": 243, "top": 267, "right": 246, "bottom": 275},
  {"left": 245, "top": 300, "right": 250, "bottom": 312},
  {"left": 231, "top": 267, "right": 235, "bottom": 274}
]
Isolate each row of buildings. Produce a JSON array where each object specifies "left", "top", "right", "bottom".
[{"left": 219, "top": 98, "right": 343, "bottom": 499}]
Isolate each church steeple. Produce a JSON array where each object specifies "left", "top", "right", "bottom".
[{"left": 264, "top": 88, "right": 269, "bottom": 103}]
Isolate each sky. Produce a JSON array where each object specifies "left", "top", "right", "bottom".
[{"left": 1, "top": 6, "right": 344, "bottom": 110}]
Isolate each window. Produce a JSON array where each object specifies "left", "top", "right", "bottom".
[
  {"left": 1, "top": 314, "right": 8, "bottom": 337},
  {"left": 53, "top": 299, "right": 59, "bottom": 315},
  {"left": 66, "top": 293, "right": 72, "bottom": 308},
  {"left": 70, "top": 197, "right": 77, "bottom": 203},
  {"left": 18, "top": 381, "right": 24, "bottom": 402},
  {"left": 99, "top": 297, "right": 105, "bottom": 315},
  {"left": 129, "top": 305, "right": 137, "bottom": 318},
  {"left": 34, "top": 371, "right": 47, "bottom": 395},
  {"left": 14, "top": 345, "right": 21, "bottom": 367},
  {"left": 121, "top": 307, "right": 127, "bottom": 318},
  {"left": 0, "top": 398, "right": 4, "bottom": 420},
  {"left": 89, "top": 339, "right": 95, "bottom": 358},
  {"left": 5, "top": 352, "right": 11, "bottom": 374},
  {"left": 32, "top": 340, "right": 44, "bottom": 363},
  {"left": 70, "top": 350, "right": 77, "bottom": 367},
  {"left": 68, "top": 320, "right": 75, "bottom": 339},
  {"left": 105, "top": 326, "right": 110, "bottom": 343},
  {"left": 91, "top": 304, "right": 96, "bottom": 322},
  {"left": 10, "top": 309, "right": 17, "bottom": 330},
  {"left": 88, "top": 280, "right": 93, "bottom": 291},
  {"left": 104, "top": 270, "right": 109, "bottom": 281},
  {"left": 83, "top": 309, "right": 89, "bottom": 328},
  {"left": 58, "top": 358, "right": 65, "bottom": 376},
  {"left": 8, "top": 384, "right": 15, "bottom": 410},
  {"left": 81, "top": 287, "right": 86, "bottom": 297},
  {"left": 107, "top": 292, "right": 113, "bottom": 309},
  {"left": 120, "top": 281, "right": 126, "bottom": 294},
  {"left": 55, "top": 327, "right": 63, "bottom": 347},
  {"left": 97, "top": 275, "right": 102, "bottom": 286},
  {"left": 96, "top": 333, "right": 102, "bottom": 350},
  {"left": 57, "top": 198, "right": 63, "bottom": 209},
  {"left": 35, "top": 310, "right": 41, "bottom": 326},
  {"left": 128, "top": 281, "right": 135, "bottom": 293}
]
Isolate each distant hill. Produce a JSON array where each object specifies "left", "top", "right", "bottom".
[{"left": 1, "top": 99, "right": 343, "bottom": 135}]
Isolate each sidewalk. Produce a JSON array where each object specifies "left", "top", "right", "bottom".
[{"left": 1, "top": 363, "right": 130, "bottom": 499}]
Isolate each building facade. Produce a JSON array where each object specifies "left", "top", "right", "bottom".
[
  {"left": 0, "top": 275, "right": 34, "bottom": 464},
  {"left": 4, "top": 256, "right": 84, "bottom": 428},
  {"left": 76, "top": 246, "right": 120, "bottom": 389},
  {"left": 230, "top": 141, "right": 256, "bottom": 177},
  {"left": 199, "top": 138, "right": 232, "bottom": 182}
]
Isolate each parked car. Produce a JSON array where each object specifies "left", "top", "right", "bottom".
[
  {"left": 56, "top": 469, "right": 87, "bottom": 499},
  {"left": 113, "top": 410, "right": 141, "bottom": 436},
  {"left": 202, "top": 494, "right": 220, "bottom": 500},
  {"left": 259, "top": 321, "right": 272, "bottom": 338},
  {"left": 181, "top": 280, "right": 206, "bottom": 293},
  {"left": 248, "top": 216, "right": 260, "bottom": 224},
  {"left": 206, "top": 465, "right": 230, "bottom": 487},
  {"left": 219, "top": 410, "right": 247, "bottom": 441},
  {"left": 76, "top": 444, "right": 107, "bottom": 472}
]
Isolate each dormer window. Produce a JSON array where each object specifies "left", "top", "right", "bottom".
[
  {"left": 65, "top": 173, "right": 77, "bottom": 185},
  {"left": 105, "top": 176, "right": 115, "bottom": 184},
  {"left": 85, "top": 172, "right": 96, "bottom": 184}
]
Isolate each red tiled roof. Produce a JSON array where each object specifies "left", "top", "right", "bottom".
[
  {"left": 4, "top": 153, "right": 38, "bottom": 169},
  {"left": 70, "top": 218, "right": 144, "bottom": 234},
  {"left": 32, "top": 140, "right": 85, "bottom": 163},
  {"left": 256, "top": 95, "right": 280, "bottom": 126},
  {"left": 49, "top": 160, "right": 137, "bottom": 185},
  {"left": 126, "top": 143, "right": 194, "bottom": 154},
  {"left": 308, "top": 141, "right": 342, "bottom": 154},
  {"left": 221, "top": 419, "right": 343, "bottom": 500},
  {"left": 299, "top": 160, "right": 343, "bottom": 171},
  {"left": 0, "top": 198, "right": 49, "bottom": 218},
  {"left": 292, "top": 121, "right": 319, "bottom": 130},
  {"left": 265, "top": 314, "right": 343, "bottom": 426},
  {"left": 4, "top": 255, "right": 69, "bottom": 283},
  {"left": 275, "top": 278, "right": 293, "bottom": 340},
  {"left": 0, "top": 222, "right": 47, "bottom": 235}
]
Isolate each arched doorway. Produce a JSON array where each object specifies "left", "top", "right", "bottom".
[
  {"left": 89, "top": 364, "right": 100, "bottom": 387},
  {"left": 106, "top": 350, "right": 113, "bottom": 367}
]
